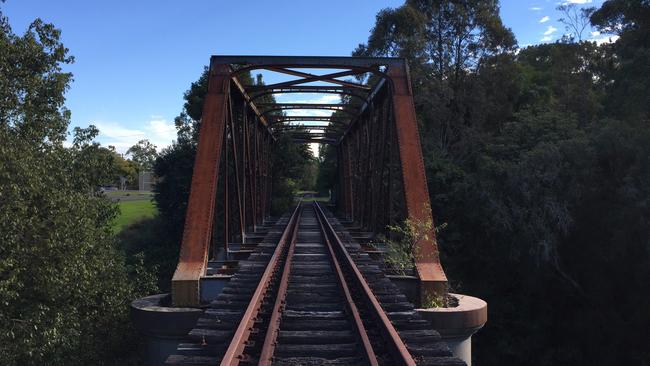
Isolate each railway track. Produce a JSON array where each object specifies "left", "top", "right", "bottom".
[{"left": 167, "top": 202, "right": 463, "bottom": 366}]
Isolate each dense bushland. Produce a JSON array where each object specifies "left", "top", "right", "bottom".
[{"left": 330, "top": 0, "right": 649, "bottom": 364}]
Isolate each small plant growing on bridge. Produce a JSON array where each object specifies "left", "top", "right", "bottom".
[
  {"left": 421, "top": 292, "right": 459, "bottom": 308},
  {"left": 375, "top": 206, "right": 447, "bottom": 276}
]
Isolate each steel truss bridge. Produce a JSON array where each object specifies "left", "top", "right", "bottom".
[{"left": 166, "top": 56, "right": 460, "bottom": 366}]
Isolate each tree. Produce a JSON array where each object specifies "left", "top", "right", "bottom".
[
  {"left": 113, "top": 152, "right": 138, "bottom": 189},
  {"left": 557, "top": 4, "right": 596, "bottom": 42},
  {"left": 70, "top": 125, "right": 120, "bottom": 189},
  {"left": 0, "top": 7, "right": 155, "bottom": 365},
  {"left": 126, "top": 139, "right": 158, "bottom": 172},
  {"left": 354, "top": 0, "right": 518, "bottom": 152}
]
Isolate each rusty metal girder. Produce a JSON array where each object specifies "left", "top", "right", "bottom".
[
  {"left": 388, "top": 64, "right": 448, "bottom": 301},
  {"left": 171, "top": 64, "right": 230, "bottom": 307}
]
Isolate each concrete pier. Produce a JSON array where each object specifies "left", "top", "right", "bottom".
[{"left": 418, "top": 294, "right": 487, "bottom": 365}]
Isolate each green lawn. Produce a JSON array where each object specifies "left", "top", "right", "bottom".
[
  {"left": 105, "top": 190, "right": 153, "bottom": 198},
  {"left": 300, "top": 196, "right": 330, "bottom": 202},
  {"left": 113, "top": 200, "right": 157, "bottom": 232}
]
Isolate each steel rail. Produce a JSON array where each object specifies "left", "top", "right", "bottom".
[
  {"left": 220, "top": 203, "right": 302, "bottom": 366},
  {"left": 257, "top": 204, "right": 302, "bottom": 365},
  {"left": 313, "top": 202, "right": 417, "bottom": 366},
  {"left": 313, "top": 206, "right": 380, "bottom": 366}
]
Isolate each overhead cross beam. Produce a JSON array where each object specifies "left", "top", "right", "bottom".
[
  {"left": 260, "top": 67, "right": 369, "bottom": 90},
  {"left": 248, "top": 86, "right": 367, "bottom": 104}
]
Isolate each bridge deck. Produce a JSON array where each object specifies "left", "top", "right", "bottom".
[{"left": 165, "top": 203, "right": 463, "bottom": 366}]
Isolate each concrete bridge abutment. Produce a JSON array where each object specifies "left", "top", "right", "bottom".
[{"left": 130, "top": 294, "right": 202, "bottom": 366}]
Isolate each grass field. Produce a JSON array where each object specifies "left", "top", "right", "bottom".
[{"left": 113, "top": 199, "right": 157, "bottom": 232}]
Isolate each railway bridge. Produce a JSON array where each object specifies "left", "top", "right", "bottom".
[{"left": 131, "top": 56, "right": 487, "bottom": 366}]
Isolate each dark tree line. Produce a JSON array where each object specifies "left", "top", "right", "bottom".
[{"left": 336, "top": 0, "right": 649, "bottom": 364}]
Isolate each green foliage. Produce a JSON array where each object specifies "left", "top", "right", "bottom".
[
  {"left": 315, "top": 143, "right": 338, "bottom": 197},
  {"left": 355, "top": 0, "right": 518, "bottom": 151},
  {"left": 377, "top": 211, "right": 446, "bottom": 277},
  {"left": 117, "top": 217, "right": 178, "bottom": 292},
  {"left": 381, "top": 215, "right": 433, "bottom": 275},
  {"left": 0, "top": 9, "right": 155, "bottom": 365},
  {"left": 270, "top": 132, "right": 315, "bottom": 215},
  {"left": 153, "top": 141, "right": 196, "bottom": 239},
  {"left": 421, "top": 292, "right": 457, "bottom": 309},
  {"left": 591, "top": 0, "right": 650, "bottom": 121},
  {"left": 113, "top": 153, "right": 139, "bottom": 188},
  {"left": 70, "top": 125, "right": 120, "bottom": 188}
]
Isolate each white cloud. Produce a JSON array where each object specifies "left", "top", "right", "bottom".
[
  {"left": 94, "top": 122, "right": 145, "bottom": 152},
  {"left": 94, "top": 117, "right": 176, "bottom": 154},
  {"left": 275, "top": 93, "right": 340, "bottom": 104},
  {"left": 540, "top": 36, "right": 553, "bottom": 42},
  {"left": 530, "top": 6, "right": 543, "bottom": 11},
  {"left": 544, "top": 26, "right": 558, "bottom": 35},
  {"left": 540, "top": 16, "right": 550, "bottom": 23},
  {"left": 285, "top": 109, "right": 334, "bottom": 117},
  {"left": 148, "top": 118, "right": 176, "bottom": 145},
  {"left": 590, "top": 34, "right": 620, "bottom": 45}
]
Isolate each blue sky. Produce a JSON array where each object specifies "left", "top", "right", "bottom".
[{"left": 3, "top": 0, "right": 610, "bottom": 154}]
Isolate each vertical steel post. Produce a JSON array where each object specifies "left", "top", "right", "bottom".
[
  {"left": 388, "top": 62, "right": 448, "bottom": 303},
  {"left": 171, "top": 64, "right": 230, "bottom": 307}
]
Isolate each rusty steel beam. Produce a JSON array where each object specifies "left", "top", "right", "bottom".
[
  {"left": 211, "top": 55, "right": 403, "bottom": 68},
  {"left": 388, "top": 63, "right": 448, "bottom": 302},
  {"left": 171, "top": 64, "right": 231, "bottom": 307}
]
